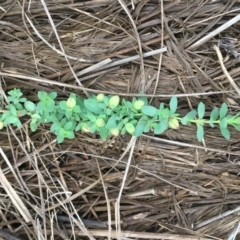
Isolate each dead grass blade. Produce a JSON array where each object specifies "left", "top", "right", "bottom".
[
  {"left": 1, "top": 1, "right": 240, "bottom": 239},
  {"left": 0, "top": 148, "right": 32, "bottom": 223}
]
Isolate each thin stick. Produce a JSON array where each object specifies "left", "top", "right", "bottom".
[
  {"left": 150, "top": 0, "right": 164, "bottom": 104},
  {"left": 143, "top": 135, "right": 240, "bottom": 156},
  {"left": 39, "top": 0, "right": 89, "bottom": 97},
  {"left": 226, "top": 219, "right": 240, "bottom": 240},
  {"left": 0, "top": 148, "right": 32, "bottom": 223},
  {"left": 0, "top": 70, "right": 233, "bottom": 97},
  {"left": 25, "top": 14, "right": 90, "bottom": 62},
  {"left": 188, "top": 14, "right": 240, "bottom": 50},
  {"left": 76, "top": 58, "right": 112, "bottom": 77},
  {"left": 214, "top": 45, "right": 240, "bottom": 96},
  {"left": 42, "top": 229, "right": 212, "bottom": 239},
  {"left": 96, "top": 160, "right": 112, "bottom": 240},
  {"left": 194, "top": 205, "right": 240, "bottom": 230},
  {"left": 100, "top": 47, "right": 167, "bottom": 70},
  {"left": 115, "top": 136, "right": 136, "bottom": 240},
  {"left": 117, "top": 0, "right": 145, "bottom": 87}
]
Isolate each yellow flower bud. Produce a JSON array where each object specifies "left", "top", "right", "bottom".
[
  {"left": 66, "top": 96, "right": 76, "bottom": 108},
  {"left": 109, "top": 95, "right": 120, "bottom": 109},
  {"left": 96, "top": 93, "right": 105, "bottom": 102},
  {"left": 110, "top": 127, "right": 119, "bottom": 136},
  {"left": 82, "top": 123, "right": 90, "bottom": 133},
  {"left": 95, "top": 118, "right": 105, "bottom": 127},
  {"left": 133, "top": 100, "right": 145, "bottom": 110},
  {"left": 168, "top": 118, "right": 179, "bottom": 129},
  {"left": 0, "top": 121, "right": 4, "bottom": 130},
  {"left": 125, "top": 123, "right": 135, "bottom": 134}
]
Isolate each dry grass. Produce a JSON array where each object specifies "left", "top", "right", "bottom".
[{"left": 0, "top": 0, "right": 240, "bottom": 239}]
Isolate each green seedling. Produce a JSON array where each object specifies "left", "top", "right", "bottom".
[{"left": 0, "top": 88, "right": 239, "bottom": 143}]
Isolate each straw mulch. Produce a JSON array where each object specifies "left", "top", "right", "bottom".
[{"left": 1, "top": 1, "right": 240, "bottom": 239}]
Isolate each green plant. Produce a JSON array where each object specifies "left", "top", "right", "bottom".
[{"left": 0, "top": 88, "right": 240, "bottom": 143}]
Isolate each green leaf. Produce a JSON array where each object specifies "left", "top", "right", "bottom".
[
  {"left": 125, "top": 101, "right": 132, "bottom": 109},
  {"left": 153, "top": 119, "right": 168, "bottom": 134},
  {"left": 19, "top": 97, "right": 27, "bottom": 103},
  {"left": 220, "top": 127, "right": 230, "bottom": 140},
  {"left": 59, "top": 101, "right": 68, "bottom": 110},
  {"left": 99, "top": 127, "right": 109, "bottom": 140},
  {"left": 103, "top": 96, "right": 109, "bottom": 106},
  {"left": 196, "top": 124, "right": 204, "bottom": 142},
  {"left": 75, "top": 123, "right": 81, "bottom": 131},
  {"left": 73, "top": 105, "right": 80, "bottom": 114},
  {"left": 160, "top": 108, "right": 170, "bottom": 119},
  {"left": 186, "top": 110, "right": 197, "bottom": 120},
  {"left": 2, "top": 111, "right": 11, "bottom": 120},
  {"left": 197, "top": 102, "right": 205, "bottom": 119},
  {"left": 50, "top": 122, "right": 60, "bottom": 133},
  {"left": 88, "top": 114, "right": 96, "bottom": 122},
  {"left": 30, "top": 121, "right": 38, "bottom": 132},
  {"left": 220, "top": 103, "right": 228, "bottom": 119},
  {"left": 169, "top": 96, "right": 178, "bottom": 114},
  {"left": 59, "top": 101, "right": 67, "bottom": 110},
  {"left": 15, "top": 119, "right": 22, "bottom": 128},
  {"left": 8, "top": 105, "right": 17, "bottom": 116},
  {"left": 220, "top": 118, "right": 227, "bottom": 129},
  {"left": 49, "top": 92, "right": 57, "bottom": 99},
  {"left": 36, "top": 102, "right": 45, "bottom": 111},
  {"left": 143, "top": 124, "right": 150, "bottom": 133},
  {"left": 134, "top": 117, "right": 148, "bottom": 137},
  {"left": 7, "top": 96, "right": 14, "bottom": 102},
  {"left": 15, "top": 103, "right": 24, "bottom": 111},
  {"left": 159, "top": 103, "right": 164, "bottom": 111},
  {"left": 60, "top": 118, "right": 67, "bottom": 126},
  {"left": 84, "top": 99, "right": 102, "bottom": 114},
  {"left": 209, "top": 119, "right": 214, "bottom": 128},
  {"left": 210, "top": 108, "right": 219, "bottom": 121},
  {"left": 90, "top": 124, "right": 97, "bottom": 133},
  {"left": 98, "top": 103, "right": 106, "bottom": 109},
  {"left": 121, "top": 127, "right": 126, "bottom": 135},
  {"left": 118, "top": 121, "right": 124, "bottom": 130},
  {"left": 57, "top": 135, "right": 64, "bottom": 144},
  {"left": 106, "top": 108, "right": 112, "bottom": 115},
  {"left": 24, "top": 101, "right": 36, "bottom": 112},
  {"left": 38, "top": 91, "right": 47, "bottom": 101},
  {"left": 181, "top": 116, "right": 188, "bottom": 125},
  {"left": 232, "top": 124, "right": 240, "bottom": 131},
  {"left": 142, "top": 106, "right": 157, "bottom": 117},
  {"left": 76, "top": 96, "right": 85, "bottom": 108},
  {"left": 64, "top": 122, "right": 73, "bottom": 131},
  {"left": 123, "top": 118, "right": 129, "bottom": 124},
  {"left": 66, "top": 131, "right": 74, "bottom": 139},
  {"left": 5, "top": 115, "right": 18, "bottom": 124},
  {"left": 106, "top": 115, "right": 117, "bottom": 129}
]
